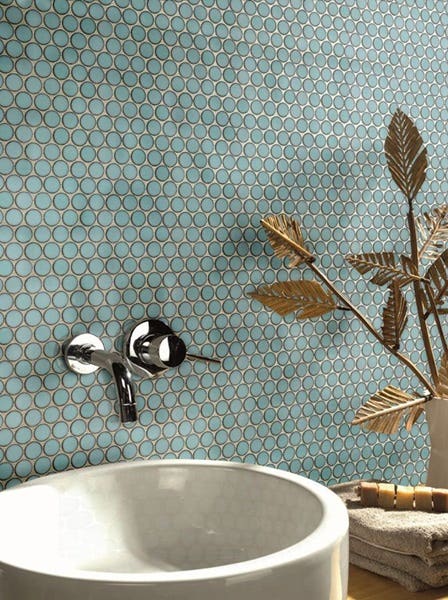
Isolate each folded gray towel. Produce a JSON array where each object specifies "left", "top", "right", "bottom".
[
  {"left": 351, "top": 536, "right": 448, "bottom": 589},
  {"left": 350, "top": 550, "right": 429, "bottom": 592},
  {"left": 332, "top": 481, "right": 448, "bottom": 563}
]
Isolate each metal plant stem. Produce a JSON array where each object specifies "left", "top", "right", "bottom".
[
  {"left": 307, "top": 261, "right": 435, "bottom": 395},
  {"left": 407, "top": 204, "right": 439, "bottom": 387}
]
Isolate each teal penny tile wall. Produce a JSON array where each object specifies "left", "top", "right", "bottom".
[{"left": 0, "top": 0, "right": 447, "bottom": 489}]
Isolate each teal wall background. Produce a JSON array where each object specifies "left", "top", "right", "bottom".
[{"left": 0, "top": 0, "right": 447, "bottom": 489}]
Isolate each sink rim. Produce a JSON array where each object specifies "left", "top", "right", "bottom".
[{"left": 0, "top": 459, "right": 348, "bottom": 583}]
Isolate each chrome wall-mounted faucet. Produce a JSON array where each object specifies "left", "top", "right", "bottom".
[{"left": 63, "top": 319, "right": 220, "bottom": 424}]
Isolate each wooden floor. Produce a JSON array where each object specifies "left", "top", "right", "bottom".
[{"left": 348, "top": 565, "right": 448, "bottom": 599}]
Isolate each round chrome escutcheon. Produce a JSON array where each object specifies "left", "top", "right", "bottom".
[{"left": 63, "top": 333, "right": 104, "bottom": 375}]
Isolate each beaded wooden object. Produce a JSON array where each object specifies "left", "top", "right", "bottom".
[{"left": 357, "top": 481, "right": 448, "bottom": 512}]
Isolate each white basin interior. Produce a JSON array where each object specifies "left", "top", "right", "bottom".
[
  {"left": 0, "top": 460, "right": 348, "bottom": 600},
  {"left": 1, "top": 461, "right": 325, "bottom": 576}
]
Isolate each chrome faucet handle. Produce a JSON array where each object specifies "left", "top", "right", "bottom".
[
  {"left": 124, "top": 319, "right": 220, "bottom": 376},
  {"left": 124, "top": 319, "right": 182, "bottom": 377}
]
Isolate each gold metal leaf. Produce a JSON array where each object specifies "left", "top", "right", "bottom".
[
  {"left": 417, "top": 205, "right": 448, "bottom": 263},
  {"left": 352, "top": 385, "right": 428, "bottom": 434},
  {"left": 385, "top": 109, "right": 427, "bottom": 202},
  {"left": 423, "top": 248, "right": 448, "bottom": 317},
  {"left": 381, "top": 281, "right": 408, "bottom": 351},
  {"left": 261, "top": 214, "right": 314, "bottom": 268},
  {"left": 345, "top": 252, "right": 420, "bottom": 286},
  {"left": 249, "top": 279, "right": 337, "bottom": 319}
]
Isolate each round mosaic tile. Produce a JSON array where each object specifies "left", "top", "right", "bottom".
[{"left": 0, "top": 0, "right": 447, "bottom": 489}]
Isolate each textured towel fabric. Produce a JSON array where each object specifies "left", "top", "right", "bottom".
[
  {"left": 350, "top": 550, "right": 430, "bottom": 592},
  {"left": 332, "top": 481, "right": 448, "bottom": 563},
  {"left": 350, "top": 536, "right": 448, "bottom": 589}
]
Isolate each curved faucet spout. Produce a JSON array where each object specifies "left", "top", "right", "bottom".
[
  {"left": 89, "top": 350, "right": 137, "bottom": 423},
  {"left": 65, "top": 337, "right": 138, "bottom": 424}
]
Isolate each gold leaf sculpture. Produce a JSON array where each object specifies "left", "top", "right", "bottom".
[
  {"left": 352, "top": 386, "right": 428, "bottom": 435},
  {"left": 261, "top": 214, "right": 315, "bottom": 267},
  {"left": 384, "top": 108, "right": 427, "bottom": 203},
  {"left": 345, "top": 252, "right": 419, "bottom": 286},
  {"left": 423, "top": 249, "right": 448, "bottom": 317},
  {"left": 249, "top": 280, "right": 337, "bottom": 319},
  {"left": 381, "top": 281, "right": 408, "bottom": 351},
  {"left": 417, "top": 206, "right": 448, "bottom": 263},
  {"left": 251, "top": 108, "right": 448, "bottom": 435}
]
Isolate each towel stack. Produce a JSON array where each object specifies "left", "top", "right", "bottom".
[{"left": 332, "top": 482, "right": 448, "bottom": 592}]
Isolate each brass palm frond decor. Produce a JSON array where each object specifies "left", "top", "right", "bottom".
[
  {"left": 261, "top": 214, "right": 315, "bottom": 267},
  {"left": 351, "top": 386, "right": 427, "bottom": 435},
  {"left": 249, "top": 280, "right": 338, "bottom": 319},
  {"left": 250, "top": 109, "right": 448, "bottom": 484},
  {"left": 384, "top": 108, "right": 427, "bottom": 203},
  {"left": 423, "top": 249, "right": 448, "bottom": 317},
  {"left": 417, "top": 206, "right": 448, "bottom": 263},
  {"left": 345, "top": 252, "right": 420, "bottom": 287},
  {"left": 381, "top": 281, "right": 408, "bottom": 351}
]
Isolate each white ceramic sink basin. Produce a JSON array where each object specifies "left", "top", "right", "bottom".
[{"left": 0, "top": 460, "right": 348, "bottom": 599}]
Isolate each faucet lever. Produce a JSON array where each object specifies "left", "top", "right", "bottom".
[{"left": 186, "top": 353, "right": 221, "bottom": 365}]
